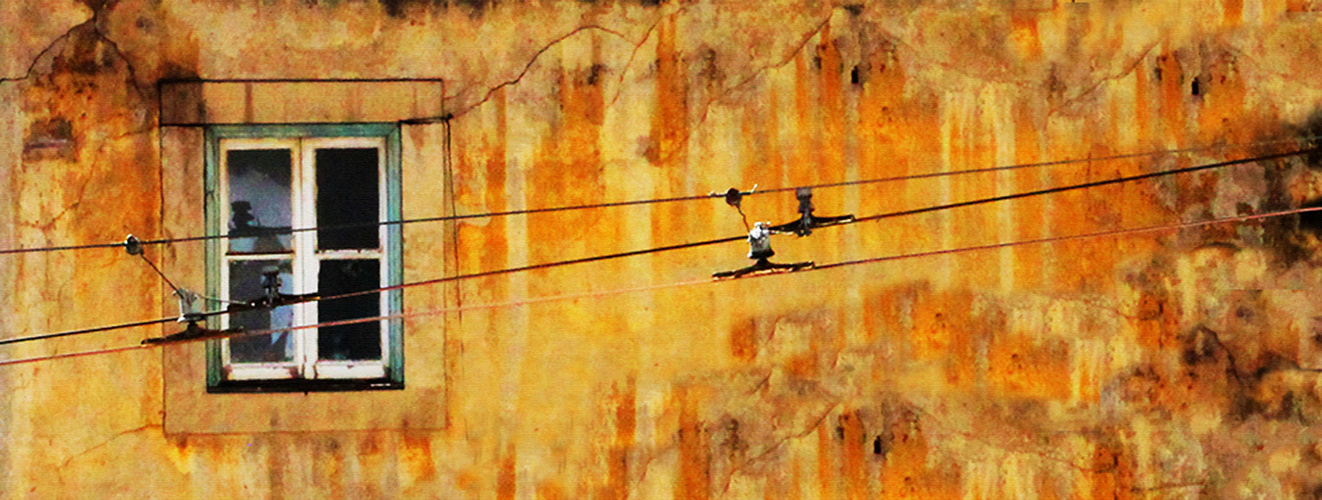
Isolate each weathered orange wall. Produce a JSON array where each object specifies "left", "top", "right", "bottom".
[{"left": 5, "top": 0, "right": 1322, "bottom": 497}]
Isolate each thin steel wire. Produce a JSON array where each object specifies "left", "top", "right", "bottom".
[
  {"left": 212, "top": 205, "right": 1322, "bottom": 342},
  {"left": 5, "top": 204, "right": 1314, "bottom": 366},
  {"left": 0, "top": 136, "right": 1312, "bottom": 256},
  {"left": 4, "top": 146, "right": 1314, "bottom": 345}
]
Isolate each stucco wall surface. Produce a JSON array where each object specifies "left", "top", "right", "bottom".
[{"left": 6, "top": 0, "right": 1322, "bottom": 498}]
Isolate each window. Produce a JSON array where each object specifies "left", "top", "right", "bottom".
[{"left": 205, "top": 124, "right": 403, "bottom": 392}]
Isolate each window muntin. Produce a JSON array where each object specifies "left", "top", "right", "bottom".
[{"left": 208, "top": 127, "right": 402, "bottom": 390}]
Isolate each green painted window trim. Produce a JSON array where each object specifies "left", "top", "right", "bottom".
[{"left": 204, "top": 123, "right": 404, "bottom": 392}]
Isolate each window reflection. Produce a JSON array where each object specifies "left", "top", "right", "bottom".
[
  {"left": 228, "top": 149, "right": 293, "bottom": 253},
  {"left": 229, "top": 260, "right": 295, "bottom": 363}
]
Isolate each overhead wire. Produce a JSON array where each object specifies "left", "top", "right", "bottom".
[
  {"left": 849, "top": 147, "right": 1320, "bottom": 224},
  {"left": 212, "top": 204, "right": 1322, "bottom": 341},
  {"left": 2, "top": 145, "right": 1316, "bottom": 346},
  {"left": 0, "top": 136, "right": 1314, "bottom": 256},
  {"left": 0, "top": 316, "right": 178, "bottom": 347},
  {"left": 293, "top": 145, "right": 1322, "bottom": 308},
  {"left": 5, "top": 204, "right": 1319, "bottom": 367}
]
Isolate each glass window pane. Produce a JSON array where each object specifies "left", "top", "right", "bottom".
[
  {"left": 316, "top": 148, "right": 379, "bottom": 250},
  {"left": 228, "top": 259, "right": 295, "bottom": 363},
  {"left": 318, "top": 259, "right": 382, "bottom": 361},
  {"left": 228, "top": 149, "right": 293, "bottom": 253}
]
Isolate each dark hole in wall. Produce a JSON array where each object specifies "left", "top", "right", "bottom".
[
  {"left": 851, "top": 66, "right": 860, "bottom": 85},
  {"left": 1299, "top": 199, "right": 1322, "bottom": 234},
  {"left": 1191, "top": 77, "right": 1201, "bottom": 96}
]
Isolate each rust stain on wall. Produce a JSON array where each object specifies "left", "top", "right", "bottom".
[{"left": 9, "top": 0, "right": 1322, "bottom": 497}]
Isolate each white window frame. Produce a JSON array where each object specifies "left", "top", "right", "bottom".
[{"left": 205, "top": 124, "right": 404, "bottom": 391}]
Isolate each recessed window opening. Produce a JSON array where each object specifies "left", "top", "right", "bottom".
[{"left": 208, "top": 125, "right": 404, "bottom": 391}]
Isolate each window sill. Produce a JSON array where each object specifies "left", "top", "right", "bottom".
[{"left": 207, "top": 377, "right": 404, "bottom": 394}]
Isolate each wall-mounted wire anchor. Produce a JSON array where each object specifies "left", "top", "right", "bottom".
[
  {"left": 710, "top": 184, "right": 757, "bottom": 209},
  {"left": 142, "top": 320, "right": 243, "bottom": 345},
  {"left": 711, "top": 185, "right": 757, "bottom": 230},
  {"left": 769, "top": 187, "right": 855, "bottom": 236},
  {"left": 174, "top": 288, "right": 206, "bottom": 323},
  {"left": 123, "top": 235, "right": 144, "bottom": 256},
  {"left": 713, "top": 221, "right": 814, "bottom": 279}
]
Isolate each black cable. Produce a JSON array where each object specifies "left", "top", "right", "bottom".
[
  {"left": 6, "top": 146, "right": 1312, "bottom": 346},
  {"left": 851, "top": 148, "right": 1317, "bottom": 224},
  {"left": 0, "top": 138, "right": 1311, "bottom": 256},
  {"left": 155, "top": 205, "right": 1322, "bottom": 347},
  {"left": 751, "top": 137, "right": 1311, "bottom": 196},
  {"left": 137, "top": 253, "right": 181, "bottom": 295},
  {"left": 6, "top": 204, "right": 1314, "bottom": 365},
  {"left": 0, "top": 316, "right": 177, "bottom": 347}
]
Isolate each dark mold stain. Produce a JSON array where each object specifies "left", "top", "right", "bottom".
[
  {"left": 378, "top": 0, "right": 659, "bottom": 17},
  {"left": 1177, "top": 327, "right": 1221, "bottom": 366},
  {"left": 583, "top": 63, "right": 605, "bottom": 86},
  {"left": 1298, "top": 109, "right": 1322, "bottom": 169},
  {"left": 378, "top": 0, "right": 490, "bottom": 18},
  {"left": 1261, "top": 107, "right": 1322, "bottom": 263},
  {"left": 76, "top": 0, "right": 117, "bottom": 10},
  {"left": 694, "top": 47, "right": 722, "bottom": 84}
]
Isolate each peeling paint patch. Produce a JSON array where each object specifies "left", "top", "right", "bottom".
[{"left": 22, "top": 118, "right": 75, "bottom": 161}]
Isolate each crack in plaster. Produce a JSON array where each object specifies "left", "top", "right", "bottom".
[
  {"left": 1198, "top": 323, "right": 1322, "bottom": 384},
  {"left": 915, "top": 404, "right": 1109, "bottom": 474},
  {"left": 15, "top": 122, "right": 142, "bottom": 237},
  {"left": 604, "top": 4, "right": 690, "bottom": 110},
  {"left": 682, "top": 13, "right": 834, "bottom": 163},
  {"left": 884, "top": 33, "right": 1040, "bottom": 89},
  {"left": 0, "top": 6, "right": 147, "bottom": 102},
  {"left": 1226, "top": 46, "right": 1322, "bottom": 92},
  {"left": 716, "top": 400, "right": 840, "bottom": 498},
  {"left": 429, "top": 22, "right": 642, "bottom": 122},
  {"left": 1049, "top": 41, "right": 1160, "bottom": 118},
  {"left": 20, "top": 137, "right": 110, "bottom": 232},
  {"left": 89, "top": 12, "right": 148, "bottom": 102},
  {"left": 0, "top": 17, "right": 89, "bottom": 85},
  {"left": 55, "top": 424, "right": 159, "bottom": 486}
]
